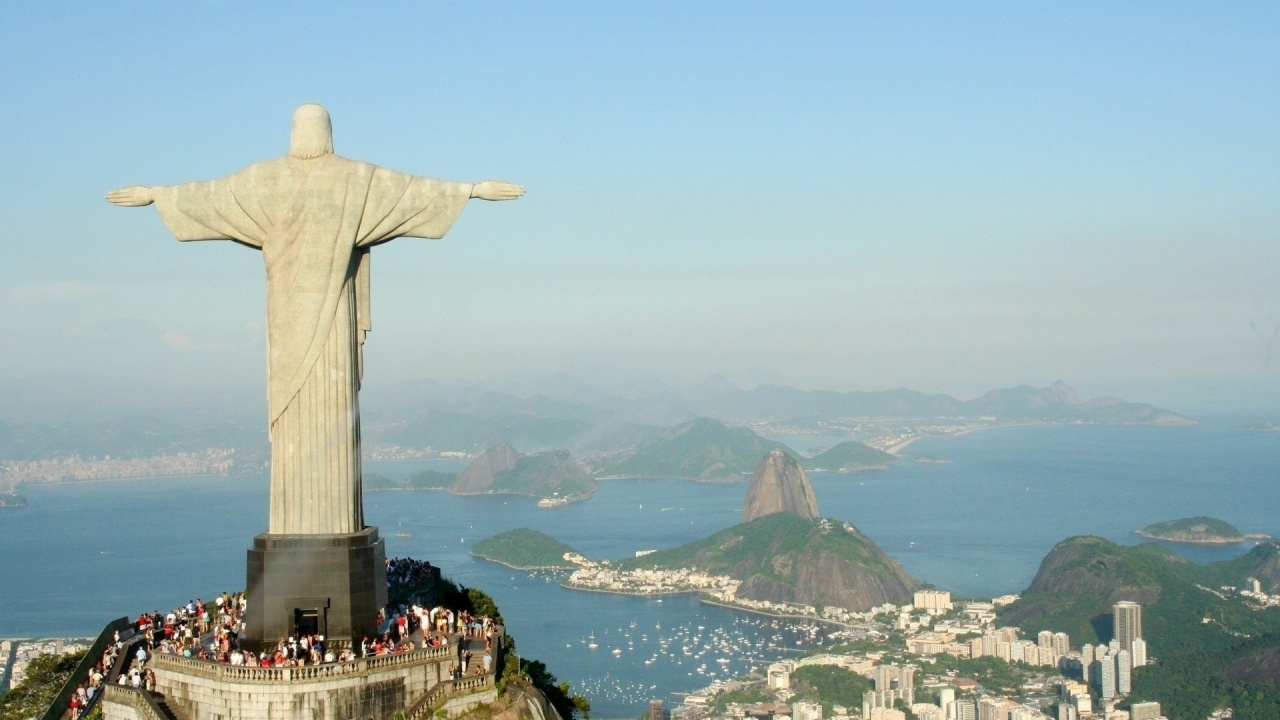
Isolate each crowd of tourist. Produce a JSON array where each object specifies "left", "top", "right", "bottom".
[{"left": 61, "top": 557, "right": 499, "bottom": 719}]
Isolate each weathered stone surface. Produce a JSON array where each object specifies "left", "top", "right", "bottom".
[
  {"left": 102, "top": 651, "right": 497, "bottom": 720},
  {"left": 109, "top": 104, "right": 522, "bottom": 536},
  {"left": 107, "top": 104, "right": 523, "bottom": 650},
  {"left": 741, "top": 450, "right": 819, "bottom": 522}
]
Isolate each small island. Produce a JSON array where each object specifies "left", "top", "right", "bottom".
[
  {"left": 1137, "top": 516, "right": 1247, "bottom": 545},
  {"left": 913, "top": 455, "right": 952, "bottom": 465},
  {"left": 0, "top": 492, "right": 27, "bottom": 508},
  {"left": 1238, "top": 421, "right": 1280, "bottom": 433},
  {"left": 471, "top": 528, "right": 584, "bottom": 569}
]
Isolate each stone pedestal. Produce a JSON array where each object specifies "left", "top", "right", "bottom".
[{"left": 244, "top": 526, "right": 387, "bottom": 651}]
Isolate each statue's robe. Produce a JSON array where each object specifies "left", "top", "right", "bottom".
[{"left": 151, "top": 154, "right": 471, "bottom": 534}]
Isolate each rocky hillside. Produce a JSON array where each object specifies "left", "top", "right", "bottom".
[
  {"left": 453, "top": 445, "right": 595, "bottom": 499},
  {"left": 1000, "top": 536, "right": 1280, "bottom": 654},
  {"left": 453, "top": 444, "right": 520, "bottom": 494},
  {"left": 742, "top": 450, "right": 819, "bottom": 522},
  {"left": 619, "top": 512, "right": 918, "bottom": 611},
  {"left": 600, "top": 417, "right": 793, "bottom": 481}
]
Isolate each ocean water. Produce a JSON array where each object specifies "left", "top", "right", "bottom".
[{"left": 1, "top": 420, "right": 1277, "bottom": 716}]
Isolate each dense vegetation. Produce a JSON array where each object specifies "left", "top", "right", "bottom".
[
  {"left": 802, "top": 441, "right": 896, "bottom": 472},
  {"left": 1002, "top": 537, "right": 1280, "bottom": 653},
  {"left": 493, "top": 450, "right": 596, "bottom": 497},
  {"left": 1137, "top": 516, "right": 1245, "bottom": 543},
  {"left": 385, "top": 564, "right": 590, "bottom": 719},
  {"left": 601, "top": 418, "right": 793, "bottom": 480},
  {"left": 472, "top": 529, "right": 582, "bottom": 569},
  {"left": 616, "top": 512, "right": 917, "bottom": 609},
  {"left": 0, "top": 650, "right": 88, "bottom": 720},
  {"left": 791, "top": 665, "right": 873, "bottom": 716},
  {"left": 1130, "top": 633, "right": 1280, "bottom": 719},
  {"left": 1002, "top": 536, "right": 1280, "bottom": 715},
  {"left": 361, "top": 473, "right": 398, "bottom": 490}
]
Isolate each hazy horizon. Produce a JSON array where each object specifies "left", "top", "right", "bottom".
[{"left": 2, "top": 4, "right": 1277, "bottom": 422}]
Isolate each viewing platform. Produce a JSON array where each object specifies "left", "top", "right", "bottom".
[{"left": 102, "top": 640, "right": 499, "bottom": 720}]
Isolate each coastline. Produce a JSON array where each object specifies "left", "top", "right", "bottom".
[
  {"left": 696, "top": 597, "right": 855, "bottom": 630},
  {"left": 559, "top": 582, "right": 859, "bottom": 630},
  {"left": 885, "top": 422, "right": 1044, "bottom": 455},
  {"left": 4, "top": 473, "right": 238, "bottom": 488},
  {"left": 472, "top": 554, "right": 574, "bottom": 572},
  {"left": 1134, "top": 530, "right": 1247, "bottom": 545},
  {"left": 561, "top": 583, "right": 701, "bottom": 599}
]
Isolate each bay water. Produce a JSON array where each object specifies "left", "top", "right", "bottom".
[{"left": 1, "top": 419, "right": 1277, "bottom": 716}]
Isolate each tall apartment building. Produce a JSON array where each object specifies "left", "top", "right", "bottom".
[
  {"left": 648, "top": 699, "right": 666, "bottom": 720},
  {"left": 1096, "top": 654, "right": 1117, "bottom": 699},
  {"left": 954, "top": 699, "right": 977, "bottom": 720},
  {"left": 863, "top": 664, "right": 917, "bottom": 718},
  {"left": 1114, "top": 601, "right": 1143, "bottom": 653},
  {"left": 1131, "top": 637, "right": 1148, "bottom": 667},
  {"left": 1052, "top": 632, "right": 1070, "bottom": 655},
  {"left": 1116, "top": 649, "right": 1132, "bottom": 695},
  {"left": 914, "top": 590, "right": 953, "bottom": 612}
]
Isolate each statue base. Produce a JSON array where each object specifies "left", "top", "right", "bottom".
[{"left": 243, "top": 526, "right": 387, "bottom": 652}]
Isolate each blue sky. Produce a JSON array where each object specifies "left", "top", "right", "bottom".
[{"left": 1, "top": 2, "right": 1277, "bottom": 417}]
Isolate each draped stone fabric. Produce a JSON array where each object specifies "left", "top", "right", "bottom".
[{"left": 152, "top": 154, "right": 471, "bottom": 534}]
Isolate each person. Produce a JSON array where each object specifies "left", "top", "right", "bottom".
[{"left": 482, "top": 652, "right": 492, "bottom": 674}]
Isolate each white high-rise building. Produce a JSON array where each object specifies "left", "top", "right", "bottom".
[
  {"left": 1098, "top": 655, "right": 1117, "bottom": 699},
  {"left": 1131, "top": 637, "right": 1148, "bottom": 667},
  {"left": 1053, "top": 632, "right": 1070, "bottom": 655},
  {"left": 1117, "top": 649, "right": 1132, "bottom": 695},
  {"left": 1038, "top": 630, "right": 1054, "bottom": 648},
  {"left": 914, "top": 590, "right": 953, "bottom": 612}
]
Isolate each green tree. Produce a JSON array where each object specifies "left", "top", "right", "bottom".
[{"left": 0, "top": 650, "right": 88, "bottom": 720}]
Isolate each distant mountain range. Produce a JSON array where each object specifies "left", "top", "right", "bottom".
[
  {"left": 363, "top": 379, "right": 1191, "bottom": 454},
  {"left": 0, "top": 379, "right": 1191, "bottom": 463}
]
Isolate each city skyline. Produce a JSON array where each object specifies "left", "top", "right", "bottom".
[{"left": 1, "top": 4, "right": 1278, "bottom": 420}]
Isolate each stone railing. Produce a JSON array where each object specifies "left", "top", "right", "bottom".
[
  {"left": 103, "top": 684, "right": 168, "bottom": 720},
  {"left": 150, "top": 643, "right": 452, "bottom": 684},
  {"left": 406, "top": 673, "right": 494, "bottom": 720}
]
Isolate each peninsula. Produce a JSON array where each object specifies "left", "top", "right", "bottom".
[
  {"left": 471, "top": 528, "right": 583, "bottom": 569},
  {"left": 1136, "top": 516, "right": 1248, "bottom": 544}
]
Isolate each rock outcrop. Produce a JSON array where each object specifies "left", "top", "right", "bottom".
[
  {"left": 453, "top": 444, "right": 519, "bottom": 494},
  {"left": 742, "top": 450, "right": 818, "bottom": 522}
]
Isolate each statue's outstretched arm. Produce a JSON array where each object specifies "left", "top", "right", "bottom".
[
  {"left": 470, "top": 180, "right": 525, "bottom": 202},
  {"left": 106, "top": 186, "right": 155, "bottom": 207}
]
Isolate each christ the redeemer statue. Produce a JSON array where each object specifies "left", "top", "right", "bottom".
[{"left": 108, "top": 104, "right": 523, "bottom": 537}]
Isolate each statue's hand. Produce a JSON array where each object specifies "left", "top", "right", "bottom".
[
  {"left": 471, "top": 180, "right": 525, "bottom": 202},
  {"left": 106, "top": 186, "right": 155, "bottom": 207}
]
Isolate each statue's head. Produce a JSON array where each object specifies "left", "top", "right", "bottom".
[{"left": 291, "top": 104, "right": 333, "bottom": 159}]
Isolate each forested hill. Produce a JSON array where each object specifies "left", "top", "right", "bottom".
[
  {"left": 1000, "top": 536, "right": 1280, "bottom": 718},
  {"left": 617, "top": 512, "right": 918, "bottom": 611},
  {"left": 599, "top": 418, "right": 793, "bottom": 481}
]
